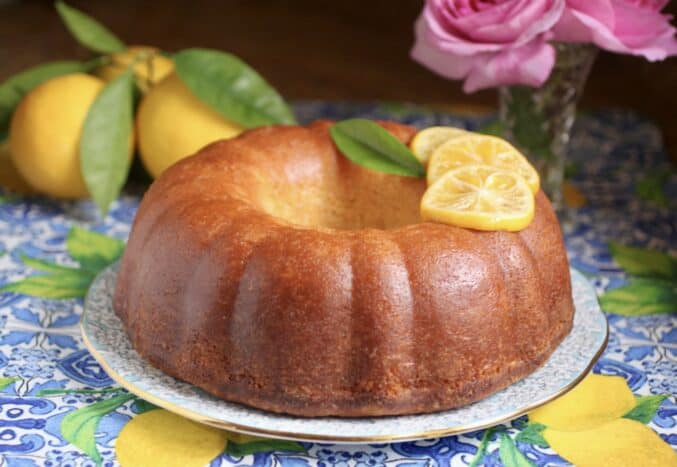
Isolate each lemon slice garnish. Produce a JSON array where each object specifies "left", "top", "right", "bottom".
[
  {"left": 409, "top": 126, "right": 468, "bottom": 166},
  {"left": 427, "top": 133, "right": 540, "bottom": 194},
  {"left": 421, "top": 164, "right": 535, "bottom": 232}
]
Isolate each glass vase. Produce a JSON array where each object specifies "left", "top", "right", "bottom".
[{"left": 499, "top": 43, "right": 598, "bottom": 210}]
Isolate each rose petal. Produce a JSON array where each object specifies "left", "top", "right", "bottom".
[
  {"left": 411, "top": 15, "right": 476, "bottom": 79},
  {"left": 463, "top": 39, "right": 556, "bottom": 92}
]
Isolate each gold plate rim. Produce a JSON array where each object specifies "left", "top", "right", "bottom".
[{"left": 81, "top": 313, "right": 608, "bottom": 444}]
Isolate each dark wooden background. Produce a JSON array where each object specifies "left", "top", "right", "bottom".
[{"left": 2, "top": 0, "right": 676, "bottom": 160}]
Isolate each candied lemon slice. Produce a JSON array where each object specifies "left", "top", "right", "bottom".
[
  {"left": 427, "top": 134, "right": 540, "bottom": 194},
  {"left": 421, "top": 164, "right": 535, "bottom": 232},
  {"left": 409, "top": 126, "right": 468, "bottom": 165}
]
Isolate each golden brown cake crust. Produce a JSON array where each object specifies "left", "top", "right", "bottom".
[{"left": 113, "top": 121, "right": 575, "bottom": 417}]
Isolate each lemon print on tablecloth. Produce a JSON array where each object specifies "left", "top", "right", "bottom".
[
  {"left": 529, "top": 374, "right": 636, "bottom": 431},
  {"left": 115, "top": 409, "right": 228, "bottom": 467},
  {"left": 527, "top": 373, "right": 677, "bottom": 467}
]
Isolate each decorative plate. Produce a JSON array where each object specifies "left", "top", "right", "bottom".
[{"left": 81, "top": 264, "right": 607, "bottom": 443}]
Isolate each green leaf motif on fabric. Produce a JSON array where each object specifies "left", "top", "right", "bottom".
[
  {"left": 80, "top": 70, "right": 135, "bottom": 215},
  {"left": 608, "top": 242, "right": 677, "bottom": 282},
  {"left": 0, "top": 270, "right": 93, "bottom": 299},
  {"left": 0, "top": 227, "right": 124, "bottom": 299},
  {"left": 224, "top": 439, "right": 306, "bottom": 457},
  {"left": 600, "top": 279, "right": 676, "bottom": 316},
  {"left": 174, "top": 48, "right": 296, "bottom": 128},
  {"left": 131, "top": 398, "right": 158, "bottom": 414},
  {"left": 0, "top": 377, "right": 18, "bottom": 391},
  {"left": 330, "top": 119, "right": 425, "bottom": 178},
  {"left": 601, "top": 242, "right": 677, "bottom": 316},
  {"left": 66, "top": 227, "right": 125, "bottom": 272},
  {"left": 498, "top": 433, "right": 536, "bottom": 467},
  {"left": 468, "top": 427, "right": 497, "bottom": 467},
  {"left": 55, "top": 1, "right": 125, "bottom": 54},
  {"left": 61, "top": 393, "right": 134, "bottom": 466},
  {"left": 0, "top": 60, "right": 86, "bottom": 135},
  {"left": 37, "top": 387, "right": 122, "bottom": 397},
  {"left": 515, "top": 422, "right": 548, "bottom": 447},
  {"left": 623, "top": 395, "right": 668, "bottom": 424}
]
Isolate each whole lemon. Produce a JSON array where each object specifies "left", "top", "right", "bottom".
[
  {"left": 9, "top": 73, "right": 111, "bottom": 199},
  {"left": 136, "top": 73, "right": 243, "bottom": 178},
  {"left": 95, "top": 45, "right": 174, "bottom": 93},
  {"left": 0, "top": 140, "right": 35, "bottom": 194}
]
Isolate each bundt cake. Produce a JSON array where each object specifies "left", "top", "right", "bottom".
[{"left": 113, "top": 120, "right": 575, "bottom": 417}]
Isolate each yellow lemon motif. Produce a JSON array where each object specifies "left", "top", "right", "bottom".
[
  {"left": 8, "top": 73, "right": 133, "bottom": 199},
  {"left": 544, "top": 418, "right": 677, "bottom": 467},
  {"left": 529, "top": 374, "right": 636, "bottom": 431},
  {"left": 115, "top": 409, "right": 228, "bottom": 467},
  {"left": 421, "top": 164, "right": 534, "bottom": 232},
  {"left": 136, "top": 73, "right": 243, "bottom": 178},
  {"left": 95, "top": 45, "right": 174, "bottom": 93},
  {"left": 0, "top": 141, "right": 35, "bottom": 194}
]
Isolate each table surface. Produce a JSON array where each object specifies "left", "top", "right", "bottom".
[
  {"left": 2, "top": 0, "right": 677, "bottom": 163},
  {"left": 0, "top": 102, "right": 675, "bottom": 466}
]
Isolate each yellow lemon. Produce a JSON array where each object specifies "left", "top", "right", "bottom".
[
  {"left": 409, "top": 126, "right": 468, "bottom": 166},
  {"left": 420, "top": 164, "right": 534, "bottom": 232},
  {"left": 544, "top": 418, "right": 677, "bottom": 467},
  {"left": 529, "top": 374, "right": 636, "bottom": 431},
  {"left": 0, "top": 140, "right": 35, "bottom": 194},
  {"left": 427, "top": 133, "right": 540, "bottom": 194},
  {"left": 136, "top": 73, "right": 243, "bottom": 178},
  {"left": 115, "top": 409, "right": 228, "bottom": 467},
  {"left": 9, "top": 73, "right": 130, "bottom": 199},
  {"left": 95, "top": 45, "right": 174, "bottom": 93}
]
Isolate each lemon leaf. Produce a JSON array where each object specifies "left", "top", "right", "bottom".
[
  {"left": 600, "top": 279, "right": 677, "bottom": 316},
  {"left": 174, "top": 48, "right": 296, "bottom": 127},
  {"left": 608, "top": 242, "right": 677, "bottom": 281},
  {"left": 623, "top": 395, "right": 668, "bottom": 424},
  {"left": 330, "top": 119, "right": 425, "bottom": 177},
  {"left": 66, "top": 227, "right": 125, "bottom": 272},
  {"left": 498, "top": 434, "right": 535, "bottom": 467},
  {"left": 0, "top": 270, "right": 94, "bottom": 299},
  {"left": 0, "top": 377, "right": 18, "bottom": 391},
  {"left": 515, "top": 423, "right": 548, "bottom": 447},
  {"left": 18, "top": 253, "right": 80, "bottom": 274},
  {"left": 468, "top": 427, "right": 496, "bottom": 467},
  {"left": 225, "top": 439, "right": 306, "bottom": 456},
  {"left": 80, "top": 70, "right": 135, "bottom": 216},
  {"left": 55, "top": 1, "right": 125, "bottom": 54},
  {"left": 0, "top": 60, "right": 86, "bottom": 134},
  {"left": 61, "top": 393, "right": 134, "bottom": 465}
]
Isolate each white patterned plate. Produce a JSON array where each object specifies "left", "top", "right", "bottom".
[{"left": 82, "top": 264, "right": 607, "bottom": 443}]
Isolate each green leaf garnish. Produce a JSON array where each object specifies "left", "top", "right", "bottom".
[
  {"left": 498, "top": 433, "right": 536, "bottom": 467},
  {"left": 623, "top": 395, "right": 668, "bottom": 424},
  {"left": 55, "top": 1, "right": 125, "bottom": 54},
  {"left": 0, "top": 60, "right": 86, "bottom": 135},
  {"left": 329, "top": 119, "right": 425, "bottom": 177},
  {"left": 61, "top": 393, "right": 134, "bottom": 465},
  {"left": 80, "top": 70, "right": 135, "bottom": 216},
  {"left": 515, "top": 422, "right": 548, "bottom": 447},
  {"left": 600, "top": 279, "right": 676, "bottom": 316},
  {"left": 66, "top": 227, "right": 125, "bottom": 272},
  {"left": 174, "top": 48, "right": 296, "bottom": 128},
  {"left": 608, "top": 242, "right": 677, "bottom": 281}
]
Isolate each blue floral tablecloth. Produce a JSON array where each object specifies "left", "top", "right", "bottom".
[{"left": 0, "top": 102, "right": 675, "bottom": 466}]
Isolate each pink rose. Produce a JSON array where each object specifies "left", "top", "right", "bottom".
[
  {"left": 411, "top": 0, "right": 566, "bottom": 93},
  {"left": 553, "top": 0, "right": 677, "bottom": 60}
]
